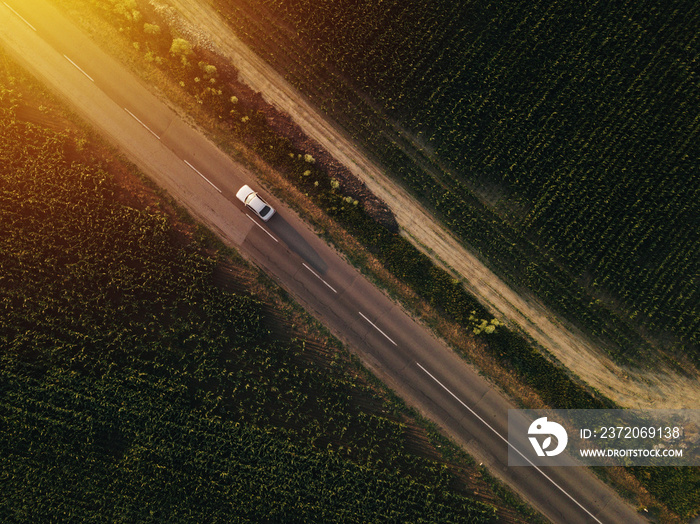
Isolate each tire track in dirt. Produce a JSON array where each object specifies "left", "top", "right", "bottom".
[{"left": 160, "top": 0, "right": 700, "bottom": 409}]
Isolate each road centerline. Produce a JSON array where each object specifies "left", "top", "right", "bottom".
[
  {"left": 63, "top": 54, "right": 94, "bottom": 82},
  {"left": 3, "top": 2, "right": 36, "bottom": 31},
  {"left": 245, "top": 214, "right": 278, "bottom": 243},
  {"left": 302, "top": 263, "right": 337, "bottom": 293},
  {"left": 359, "top": 311, "right": 398, "bottom": 346},
  {"left": 183, "top": 159, "right": 222, "bottom": 193},
  {"left": 124, "top": 107, "right": 160, "bottom": 140},
  {"left": 416, "top": 362, "right": 603, "bottom": 524}
]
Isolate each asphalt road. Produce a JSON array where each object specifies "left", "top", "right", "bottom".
[{"left": 0, "top": 1, "right": 647, "bottom": 522}]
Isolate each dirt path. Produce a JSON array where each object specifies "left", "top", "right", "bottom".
[{"left": 160, "top": 0, "right": 700, "bottom": 409}]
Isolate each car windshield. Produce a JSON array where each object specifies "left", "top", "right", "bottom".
[{"left": 259, "top": 205, "right": 271, "bottom": 217}]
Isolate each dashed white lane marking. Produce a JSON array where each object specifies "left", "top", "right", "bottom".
[
  {"left": 63, "top": 54, "right": 94, "bottom": 82},
  {"left": 3, "top": 2, "right": 36, "bottom": 31},
  {"left": 415, "top": 362, "right": 603, "bottom": 524},
  {"left": 358, "top": 311, "right": 397, "bottom": 346},
  {"left": 246, "top": 214, "right": 278, "bottom": 243},
  {"left": 184, "top": 159, "right": 222, "bottom": 193},
  {"left": 302, "top": 263, "right": 337, "bottom": 294},
  {"left": 124, "top": 107, "right": 160, "bottom": 140}
]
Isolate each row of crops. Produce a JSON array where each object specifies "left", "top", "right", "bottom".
[
  {"left": 0, "top": 369, "right": 495, "bottom": 523},
  {"left": 215, "top": 0, "right": 700, "bottom": 360},
  {"left": 0, "top": 55, "right": 502, "bottom": 521}
]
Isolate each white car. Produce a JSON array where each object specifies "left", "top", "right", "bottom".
[{"left": 236, "top": 185, "right": 276, "bottom": 222}]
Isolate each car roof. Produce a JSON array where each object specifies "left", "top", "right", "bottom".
[
  {"left": 236, "top": 185, "right": 255, "bottom": 202},
  {"left": 247, "top": 194, "right": 268, "bottom": 214}
]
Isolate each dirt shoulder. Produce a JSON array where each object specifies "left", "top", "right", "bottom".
[{"left": 160, "top": 0, "right": 700, "bottom": 410}]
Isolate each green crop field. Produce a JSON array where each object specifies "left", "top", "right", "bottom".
[
  {"left": 0, "top": 52, "right": 517, "bottom": 522},
  {"left": 4, "top": 2, "right": 697, "bottom": 517},
  {"left": 215, "top": 0, "right": 700, "bottom": 362}
]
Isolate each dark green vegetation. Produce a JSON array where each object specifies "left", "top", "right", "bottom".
[
  {"left": 0, "top": 54, "right": 517, "bottom": 522},
  {"left": 1, "top": 371, "right": 495, "bottom": 523},
  {"left": 635, "top": 467, "right": 700, "bottom": 521},
  {"left": 44, "top": 2, "right": 698, "bottom": 519},
  {"left": 216, "top": 0, "right": 699, "bottom": 363}
]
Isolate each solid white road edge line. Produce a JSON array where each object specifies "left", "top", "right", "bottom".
[
  {"left": 302, "top": 263, "right": 338, "bottom": 294},
  {"left": 123, "top": 107, "right": 160, "bottom": 140},
  {"left": 63, "top": 54, "right": 94, "bottom": 82},
  {"left": 183, "top": 159, "right": 222, "bottom": 193},
  {"left": 246, "top": 214, "right": 278, "bottom": 243},
  {"left": 3, "top": 2, "right": 36, "bottom": 31},
  {"left": 415, "top": 362, "right": 604, "bottom": 524},
  {"left": 358, "top": 311, "right": 398, "bottom": 346}
]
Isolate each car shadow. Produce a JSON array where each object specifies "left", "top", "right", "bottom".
[{"left": 268, "top": 215, "right": 328, "bottom": 273}]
